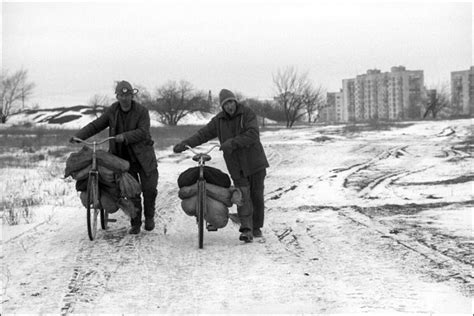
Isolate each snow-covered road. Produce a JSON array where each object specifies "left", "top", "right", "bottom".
[{"left": 2, "top": 119, "right": 473, "bottom": 314}]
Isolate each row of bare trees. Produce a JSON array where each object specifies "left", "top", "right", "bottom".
[{"left": 2, "top": 67, "right": 456, "bottom": 127}]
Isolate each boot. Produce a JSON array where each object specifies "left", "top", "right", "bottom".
[
  {"left": 144, "top": 218, "right": 155, "bottom": 231},
  {"left": 239, "top": 229, "right": 253, "bottom": 243},
  {"left": 129, "top": 225, "right": 141, "bottom": 235},
  {"left": 253, "top": 228, "right": 262, "bottom": 238}
]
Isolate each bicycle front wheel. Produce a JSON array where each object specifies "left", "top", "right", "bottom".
[
  {"left": 197, "top": 180, "right": 206, "bottom": 249},
  {"left": 86, "top": 173, "right": 100, "bottom": 241}
]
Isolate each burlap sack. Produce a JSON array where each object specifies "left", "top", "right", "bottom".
[
  {"left": 65, "top": 146, "right": 129, "bottom": 178},
  {"left": 65, "top": 146, "right": 93, "bottom": 178},
  {"left": 100, "top": 191, "right": 119, "bottom": 213},
  {"left": 79, "top": 191, "right": 101, "bottom": 209},
  {"left": 71, "top": 164, "right": 92, "bottom": 181},
  {"left": 117, "top": 198, "right": 138, "bottom": 218},
  {"left": 180, "top": 196, "right": 229, "bottom": 228},
  {"left": 98, "top": 165, "right": 116, "bottom": 187},
  {"left": 181, "top": 195, "right": 197, "bottom": 216},
  {"left": 205, "top": 197, "right": 229, "bottom": 228},
  {"left": 118, "top": 172, "right": 141, "bottom": 198},
  {"left": 96, "top": 150, "right": 129, "bottom": 173},
  {"left": 178, "top": 183, "right": 237, "bottom": 207}
]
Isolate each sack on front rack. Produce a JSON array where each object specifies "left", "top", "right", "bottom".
[{"left": 64, "top": 146, "right": 130, "bottom": 178}]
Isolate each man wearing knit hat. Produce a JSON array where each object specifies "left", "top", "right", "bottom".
[
  {"left": 71, "top": 80, "right": 158, "bottom": 235},
  {"left": 173, "top": 89, "right": 269, "bottom": 242}
]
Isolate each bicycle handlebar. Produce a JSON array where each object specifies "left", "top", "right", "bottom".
[
  {"left": 72, "top": 136, "right": 116, "bottom": 145},
  {"left": 185, "top": 144, "right": 220, "bottom": 155}
]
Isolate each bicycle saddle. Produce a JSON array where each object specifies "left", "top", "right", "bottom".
[{"left": 193, "top": 153, "right": 211, "bottom": 162}]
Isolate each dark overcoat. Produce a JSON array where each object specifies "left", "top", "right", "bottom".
[
  {"left": 74, "top": 100, "right": 157, "bottom": 175},
  {"left": 184, "top": 103, "right": 269, "bottom": 182}
]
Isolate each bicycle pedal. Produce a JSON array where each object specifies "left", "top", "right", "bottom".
[
  {"left": 107, "top": 218, "right": 117, "bottom": 222},
  {"left": 206, "top": 224, "right": 218, "bottom": 232}
]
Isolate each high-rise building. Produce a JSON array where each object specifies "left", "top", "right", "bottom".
[
  {"left": 320, "top": 91, "right": 343, "bottom": 122},
  {"left": 451, "top": 66, "right": 474, "bottom": 116},
  {"left": 342, "top": 66, "right": 425, "bottom": 121}
]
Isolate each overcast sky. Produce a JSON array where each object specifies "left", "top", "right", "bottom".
[{"left": 2, "top": 0, "right": 473, "bottom": 108}]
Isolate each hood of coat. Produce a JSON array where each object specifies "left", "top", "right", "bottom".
[{"left": 220, "top": 101, "right": 244, "bottom": 119}]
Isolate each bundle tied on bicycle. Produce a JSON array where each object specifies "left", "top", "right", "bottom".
[
  {"left": 65, "top": 145, "right": 141, "bottom": 218},
  {"left": 177, "top": 166, "right": 243, "bottom": 229}
]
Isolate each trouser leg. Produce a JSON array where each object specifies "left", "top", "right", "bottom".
[
  {"left": 249, "top": 169, "right": 266, "bottom": 229},
  {"left": 236, "top": 185, "right": 253, "bottom": 232},
  {"left": 139, "top": 168, "right": 158, "bottom": 220},
  {"left": 128, "top": 166, "right": 142, "bottom": 227}
]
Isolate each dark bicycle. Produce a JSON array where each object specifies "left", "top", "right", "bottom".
[
  {"left": 185, "top": 144, "right": 220, "bottom": 249},
  {"left": 72, "top": 136, "right": 116, "bottom": 240}
]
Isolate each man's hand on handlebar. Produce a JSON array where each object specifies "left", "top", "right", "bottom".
[
  {"left": 69, "top": 136, "right": 82, "bottom": 144},
  {"left": 115, "top": 134, "right": 125, "bottom": 143},
  {"left": 173, "top": 142, "right": 188, "bottom": 153}
]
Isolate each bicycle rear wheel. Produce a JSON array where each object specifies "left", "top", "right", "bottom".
[
  {"left": 86, "top": 173, "right": 100, "bottom": 241},
  {"left": 197, "top": 180, "right": 206, "bottom": 249}
]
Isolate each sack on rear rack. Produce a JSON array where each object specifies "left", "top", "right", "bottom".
[
  {"left": 178, "top": 183, "right": 243, "bottom": 207},
  {"left": 177, "top": 166, "right": 231, "bottom": 188},
  {"left": 180, "top": 195, "right": 229, "bottom": 228}
]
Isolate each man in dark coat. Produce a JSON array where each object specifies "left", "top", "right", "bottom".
[
  {"left": 173, "top": 89, "right": 269, "bottom": 242},
  {"left": 71, "top": 80, "right": 158, "bottom": 234}
]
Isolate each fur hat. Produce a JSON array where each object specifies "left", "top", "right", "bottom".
[
  {"left": 115, "top": 80, "right": 138, "bottom": 95},
  {"left": 219, "top": 89, "right": 237, "bottom": 107}
]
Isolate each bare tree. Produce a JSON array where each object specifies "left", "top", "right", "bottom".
[
  {"left": 87, "top": 94, "right": 110, "bottom": 117},
  {"left": 423, "top": 83, "right": 451, "bottom": 119},
  {"left": 1, "top": 69, "right": 35, "bottom": 123},
  {"left": 273, "top": 67, "right": 311, "bottom": 128},
  {"left": 153, "top": 80, "right": 210, "bottom": 126}
]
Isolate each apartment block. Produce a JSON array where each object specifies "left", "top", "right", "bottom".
[
  {"left": 342, "top": 66, "right": 425, "bottom": 121},
  {"left": 320, "top": 91, "right": 344, "bottom": 122},
  {"left": 451, "top": 66, "right": 474, "bottom": 116}
]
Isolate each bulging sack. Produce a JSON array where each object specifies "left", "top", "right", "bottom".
[
  {"left": 117, "top": 198, "right": 139, "bottom": 218},
  {"left": 65, "top": 146, "right": 130, "bottom": 178},
  {"left": 100, "top": 191, "right": 119, "bottom": 213},
  {"left": 177, "top": 166, "right": 231, "bottom": 188},
  {"left": 181, "top": 195, "right": 197, "bottom": 216},
  {"left": 178, "top": 183, "right": 243, "bottom": 207},
  {"left": 118, "top": 172, "right": 141, "bottom": 198},
  {"left": 205, "top": 197, "right": 229, "bottom": 228},
  {"left": 180, "top": 195, "right": 229, "bottom": 228}
]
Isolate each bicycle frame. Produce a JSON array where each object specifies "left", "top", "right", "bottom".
[
  {"left": 72, "top": 136, "right": 115, "bottom": 240},
  {"left": 185, "top": 144, "right": 219, "bottom": 248}
]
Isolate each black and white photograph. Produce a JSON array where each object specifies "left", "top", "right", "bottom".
[{"left": 1, "top": 0, "right": 473, "bottom": 314}]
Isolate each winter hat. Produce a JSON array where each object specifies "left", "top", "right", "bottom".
[
  {"left": 115, "top": 80, "right": 138, "bottom": 95},
  {"left": 219, "top": 89, "right": 237, "bottom": 107}
]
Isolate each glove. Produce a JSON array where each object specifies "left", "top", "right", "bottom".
[
  {"left": 69, "top": 137, "right": 81, "bottom": 144},
  {"left": 173, "top": 142, "right": 187, "bottom": 153},
  {"left": 115, "top": 134, "right": 125, "bottom": 143},
  {"left": 220, "top": 139, "right": 234, "bottom": 153}
]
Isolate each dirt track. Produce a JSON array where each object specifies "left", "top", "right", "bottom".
[{"left": 2, "top": 120, "right": 473, "bottom": 314}]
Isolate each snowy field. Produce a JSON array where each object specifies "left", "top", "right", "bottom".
[{"left": 1, "top": 118, "right": 473, "bottom": 314}]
